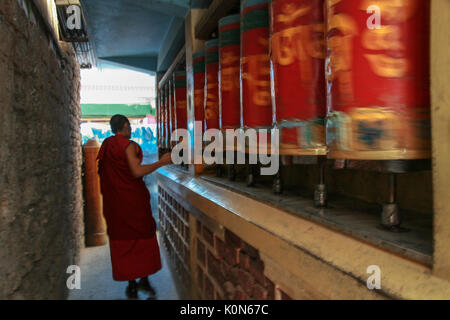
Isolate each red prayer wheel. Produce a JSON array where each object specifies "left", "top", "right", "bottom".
[
  {"left": 219, "top": 14, "right": 241, "bottom": 129},
  {"left": 169, "top": 78, "right": 176, "bottom": 146},
  {"left": 160, "top": 86, "right": 165, "bottom": 148},
  {"left": 326, "top": 0, "right": 431, "bottom": 160},
  {"left": 193, "top": 50, "right": 206, "bottom": 129},
  {"left": 205, "top": 39, "right": 220, "bottom": 131},
  {"left": 270, "top": 0, "right": 327, "bottom": 154},
  {"left": 174, "top": 71, "right": 187, "bottom": 130},
  {"left": 157, "top": 89, "right": 161, "bottom": 148},
  {"left": 163, "top": 83, "right": 169, "bottom": 148},
  {"left": 83, "top": 139, "right": 107, "bottom": 247},
  {"left": 241, "top": 0, "right": 273, "bottom": 130}
]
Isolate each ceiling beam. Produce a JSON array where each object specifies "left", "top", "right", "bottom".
[
  {"left": 158, "top": 46, "right": 186, "bottom": 89},
  {"left": 194, "top": 0, "right": 240, "bottom": 40}
]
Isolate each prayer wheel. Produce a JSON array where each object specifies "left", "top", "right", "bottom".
[
  {"left": 241, "top": 0, "right": 272, "bottom": 131},
  {"left": 161, "top": 84, "right": 165, "bottom": 148},
  {"left": 326, "top": 0, "right": 431, "bottom": 160},
  {"left": 205, "top": 39, "right": 220, "bottom": 131},
  {"left": 270, "top": 0, "right": 327, "bottom": 155},
  {"left": 157, "top": 89, "right": 161, "bottom": 148},
  {"left": 83, "top": 139, "right": 107, "bottom": 247},
  {"left": 174, "top": 71, "right": 187, "bottom": 130},
  {"left": 164, "top": 83, "right": 169, "bottom": 149},
  {"left": 219, "top": 14, "right": 241, "bottom": 130},
  {"left": 193, "top": 51, "right": 206, "bottom": 129},
  {"left": 169, "top": 78, "right": 176, "bottom": 146}
]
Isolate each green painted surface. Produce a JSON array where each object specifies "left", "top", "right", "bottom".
[{"left": 81, "top": 104, "right": 153, "bottom": 118}]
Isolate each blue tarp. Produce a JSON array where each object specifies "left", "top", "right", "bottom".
[{"left": 81, "top": 123, "right": 157, "bottom": 155}]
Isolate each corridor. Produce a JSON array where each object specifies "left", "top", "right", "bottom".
[
  {"left": 68, "top": 234, "right": 181, "bottom": 300},
  {"left": 1, "top": 0, "right": 450, "bottom": 302}
]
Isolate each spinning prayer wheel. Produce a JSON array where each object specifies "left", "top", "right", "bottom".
[
  {"left": 241, "top": 0, "right": 272, "bottom": 131},
  {"left": 157, "top": 89, "right": 161, "bottom": 148},
  {"left": 270, "top": 0, "right": 327, "bottom": 155},
  {"left": 170, "top": 78, "right": 176, "bottom": 146},
  {"left": 164, "top": 83, "right": 169, "bottom": 149},
  {"left": 83, "top": 139, "right": 107, "bottom": 247},
  {"left": 326, "top": 0, "right": 431, "bottom": 160},
  {"left": 219, "top": 14, "right": 241, "bottom": 130},
  {"left": 172, "top": 78, "right": 177, "bottom": 132},
  {"left": 205, "top": 39, "right": 220, "bottom": 131},
  {"left": 193, "top": 51, "right": 206, "bottom": 129},
  {"left": 174, "top": 71, "right": 187, "bottom": 130},
  {"left": 161, "top": 85, "right": 166, "bottom": 149}
]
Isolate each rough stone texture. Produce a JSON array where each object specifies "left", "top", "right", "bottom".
[{"left": 0, "top": 1, "right": 83, "bottom": 299}]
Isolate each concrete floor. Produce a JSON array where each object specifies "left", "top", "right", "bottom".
[{"left": 68, "top": 233, "right": 180, "bottom": 300}]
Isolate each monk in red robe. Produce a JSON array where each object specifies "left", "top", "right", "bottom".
[{"left": 97, "top": 115, "right": 172, "bottom": 299}]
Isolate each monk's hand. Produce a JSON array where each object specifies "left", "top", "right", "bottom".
[{"left": 160, "top": 152, "right": 173, "bottom": 166}]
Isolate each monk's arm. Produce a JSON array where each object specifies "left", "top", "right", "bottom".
[{"left": 125, "top": 143, "right": 172, "bottom": 178}]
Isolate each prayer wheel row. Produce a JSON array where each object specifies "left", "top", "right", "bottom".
[
  {"left": 158, "top": 71, "right": 188, "bottom": 149},
  {"left": 175, "top": 0, "right": 431, "bottom": 161}
]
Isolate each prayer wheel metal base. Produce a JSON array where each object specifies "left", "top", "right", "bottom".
[
  {"left": 228, "top": 164, "right": 236, "bottom": 181},
  {"left": 246, "top": 164, "right": 258, "bottom": 187},
  {"left": 381, "top": 203, "right": 401, "bottom": 229},
  {"left": 314, "top": 184, "right": 328, "bottom": 208},
  {"left": 379, "top": 173, "right": 409, "bottom": 232},
  {"left": 314, "top": 157, "right": 328, "bottom": 208},
  {"left": 272, "top": 169, "right": 283, "bottom": 195},
  {"left": 216, "top": 165, "right": 224, "bottom": 177}
]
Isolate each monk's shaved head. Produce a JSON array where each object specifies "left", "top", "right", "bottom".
[{"left": 110, "top": 115, "right": 130, "bottom": 134}]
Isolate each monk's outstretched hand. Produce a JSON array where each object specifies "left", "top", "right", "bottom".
[{"left": 160, "top": 152, "right": 173, "bottom": 166}]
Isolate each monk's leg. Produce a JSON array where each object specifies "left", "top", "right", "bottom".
[
  {"left": 138, "top": 277, "right": 156, "bottom": 295},
  {"left": 126, "top": 280, "right": 138, "bottom": 299}
]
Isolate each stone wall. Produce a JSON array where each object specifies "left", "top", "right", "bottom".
[{"left": 0, "top": 0, "right": 83, "bottom": 299}]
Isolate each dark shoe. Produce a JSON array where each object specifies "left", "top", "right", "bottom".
[
  {"left": 138, "top": 277, "right": 156, "bottom": 296},
  {"left": 126, "top": 282, "right": 138, "bottom": 299}
]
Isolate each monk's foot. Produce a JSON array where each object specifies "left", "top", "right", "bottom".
[
  {"left": 138, "top": 277, "right": 156, "bottom": 296},
  {"left": 126, "top": 281, "right": 138, "bottom": 299}
]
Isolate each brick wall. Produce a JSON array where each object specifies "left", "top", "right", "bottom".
[
  {"left": 158, "top": 186, "right": 191, "bottom": 295},
  {"left": 158, "top": 184, "right": 292, "bottom": 300},
  {"left": 0, "top": 0, "right": 83, "bottom": 299},
  {"left": 195, "top": 222, "right": 291, "bottom": 300}
]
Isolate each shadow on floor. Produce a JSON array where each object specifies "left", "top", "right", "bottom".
[{"left": 68, "top": 233, "right": 180, "bottom": 300}]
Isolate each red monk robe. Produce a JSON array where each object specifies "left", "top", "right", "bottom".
[{"left": 97, "top": 134, "right": 162, "bottom": 281}]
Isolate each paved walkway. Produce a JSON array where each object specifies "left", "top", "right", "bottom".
[{"left": 68, "top": 233, "right": 180, "bottom": 300}]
